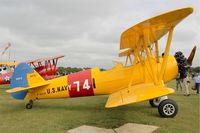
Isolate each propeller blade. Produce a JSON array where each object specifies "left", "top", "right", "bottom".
[{"left": 187, "top": 46, "right": 196, "bottom": 66}]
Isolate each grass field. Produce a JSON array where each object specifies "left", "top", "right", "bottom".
[{"left": 0, "top": 80, "right": 199, "bottom": 133}]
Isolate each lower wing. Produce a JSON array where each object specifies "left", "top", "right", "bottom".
[{"left": 106, "top": 83, "right": 174, "bottom": 108}]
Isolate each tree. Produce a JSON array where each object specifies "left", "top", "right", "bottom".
[
  {"left": 190, "top": 66, "right": 200, "bottom": 73},
  {"left": 58, "top": 66, "right": 106, "bottom": 74}
]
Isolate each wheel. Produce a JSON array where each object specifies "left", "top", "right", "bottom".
[
  {"left": 149, "top": 96, "right": 168, "bottom": 107},
  {"left": 26, "top": 100, "right": 33, "bottom": 109},
  {"left": 26, "top": 103, "right": 32, "bottom": 109},
  {"left": 149, "top": 99, "right": 157, "bottom": 107},
  {"left": 158, "top": 99, "right": 178, "bottom": 118}
]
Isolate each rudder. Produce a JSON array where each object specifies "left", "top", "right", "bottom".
[{"left": 10, "top": 63, "right": 34, "bottom": 99}]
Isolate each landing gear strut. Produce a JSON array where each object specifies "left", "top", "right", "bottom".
[
  {"left": 26, "top": 100, "right": 33, "bottom": 109},
  {"left": 149, "top": 96, "right": 168, "bottom": 107}
]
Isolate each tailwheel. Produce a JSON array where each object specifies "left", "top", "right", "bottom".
[
  {"left": 158, "top": 99, "right": 178, "bottom": 118},
  {"left": 26, "top": 100, "right": 33, "bottom": 109},
  {"left": 149, "top": 96, "right": 168, "bottom": 107}
]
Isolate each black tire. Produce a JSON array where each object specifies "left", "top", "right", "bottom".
[
  {"left": 149, "top": 99, "right": 157, "bottom": 107},
  {"left": 158, "top": 99, "right": 178, "bottom": 118},
  {"left": 26, "top": 103, "right": 32, "bottom": 109}
]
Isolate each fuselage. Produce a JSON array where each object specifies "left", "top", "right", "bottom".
[
  {"left": 24, "top": 56, "right": 178, "bottom": 101},
  {"left": 34, "top": 64, "right": 58, "bottom": 80}
]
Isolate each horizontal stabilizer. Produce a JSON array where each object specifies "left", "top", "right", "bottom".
[
  {"left": 6, "top": 81, "right": 49, "bottom": 93},
  {"left": 105, "top": 83, "right": 174, "bottom": 108}
]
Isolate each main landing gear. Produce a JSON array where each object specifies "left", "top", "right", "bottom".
[
  {"left": 158, "top": 99, "right": 178, "bottom": 118},
  {"left": 149, "top": 96, "right": 168, "bottom": 107},
  {"left": 149, "top": 97, "right": 178, "bottom": 118},
  {"left": 26, "top": 100, "right": 33, "bottom": 109}
]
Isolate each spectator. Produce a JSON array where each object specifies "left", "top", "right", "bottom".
[
  {"left": 180, "top": 72, "right": 190, "bottom": 96},
  {"left": 176, "top": 74, "right": 182, "bottom": 91},
  {"left": 193, "top": 73, "right": 200, "bottom": 94}
]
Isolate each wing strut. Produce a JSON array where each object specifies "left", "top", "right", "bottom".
[
  {"left": 143, "top": 29, "right": 158, "bottom": 85},
  {"left": 125, "top": 56, "right": 128, "bottom": 66},
  {"left": 150, "top": 28, "right": 160, "bottom": 63},
  {"left": 133, "top": 50, "right": 139, "bottom": 65},
  {"left": 155, "top": 41, "right": 160, "bottom": 63},
  {"left": 159, "top": 28, "right": 174, "bottom": 81},
  {"left": 128, "top": 55, "right": 133, "bottom": 65},
  {"left": 125, "top": 54, "right": 133, "bottom": 66}
]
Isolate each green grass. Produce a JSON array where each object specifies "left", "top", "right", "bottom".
[{"left": 0, "top": 81, "right": 199, "bottom": 133}]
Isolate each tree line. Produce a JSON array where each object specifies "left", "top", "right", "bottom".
[
  {"left": 190, "top": 66, "right": 200, "bottom": 73},
  {"left": 58, "top": 67, "right": 106, "bottom": 75},
  {"left": 58, "top": 66, "right": 199, "bottom": 75}
]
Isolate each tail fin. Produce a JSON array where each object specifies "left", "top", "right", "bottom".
[{"left": 8, "top": 63, "right": 48, "bottom": 99}]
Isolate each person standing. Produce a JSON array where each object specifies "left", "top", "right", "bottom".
[
  {"left": 180, "top": 71, "right": 190, "bottom": 96},
  {"left": 174, "top": 51, "right": 190, "bottom": 96},
  {"left": 193, "top": 73, "right": 200, "bottom": 94},
  {"left": 176, "top": 74, "right": 182, "bottom": 91}
]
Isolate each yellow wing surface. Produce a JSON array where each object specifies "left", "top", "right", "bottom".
[
  {"left": 120, "top": 7, "right": 193, "bottom": 53},
  {"left": 118, "top": 48, "right": 134, "bottom": 57},
  {"left": 106, "top": 83, "right": 174, "bottom": 108},
  {"left": 6, "top": 82, "right": 49, "bottom": 93},
  {"left": 6, "top": 70, "right": 49, "bottom": 93},
  {"left": 0, "top": 62, "right": 18, "bottom": 66}
]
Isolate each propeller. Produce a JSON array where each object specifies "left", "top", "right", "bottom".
[{"left": 174, "top": 46, "right": 197, "bottom": 76}]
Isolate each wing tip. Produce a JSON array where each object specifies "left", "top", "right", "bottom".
[
  {"left": 6, "top": 89, "right": 12, "bottom": 93},
  {"left": 6, "top": 87, "right": 27, "bottom": 93}
]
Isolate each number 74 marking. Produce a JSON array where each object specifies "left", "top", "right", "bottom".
[{"left": 73, "top": 79, "right": 90, "bottom": 92}]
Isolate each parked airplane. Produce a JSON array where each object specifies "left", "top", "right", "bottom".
[
  {"left": 0, "top": 55, "right": 64, "bottom": 85},
  {"left": 27, "top": 55, "right": 64, "bottom": 80}
]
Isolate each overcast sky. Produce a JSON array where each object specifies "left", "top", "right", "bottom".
[{"left": 0, "top": 0, "right": 199, "bottom": 69}]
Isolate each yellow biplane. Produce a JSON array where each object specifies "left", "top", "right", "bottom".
[{"left": 6, "top": 7, "right": 194, "bottom": 117}]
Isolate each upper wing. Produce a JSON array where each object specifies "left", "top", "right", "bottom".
[
  {"left": 120, "top": 7, "right": 193, "bottom": 51},
  {"left": 0, "top": 62, "right": 18, "bottom": 66},
  {"left": 118, "top": 48, "right": 134, "bottom": 57},
  {"left": 27, "top": 55, "right": 65, "bottom": 64},
  {"left": 105, "top": 83, "right": 174, "bottom": 108}
]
